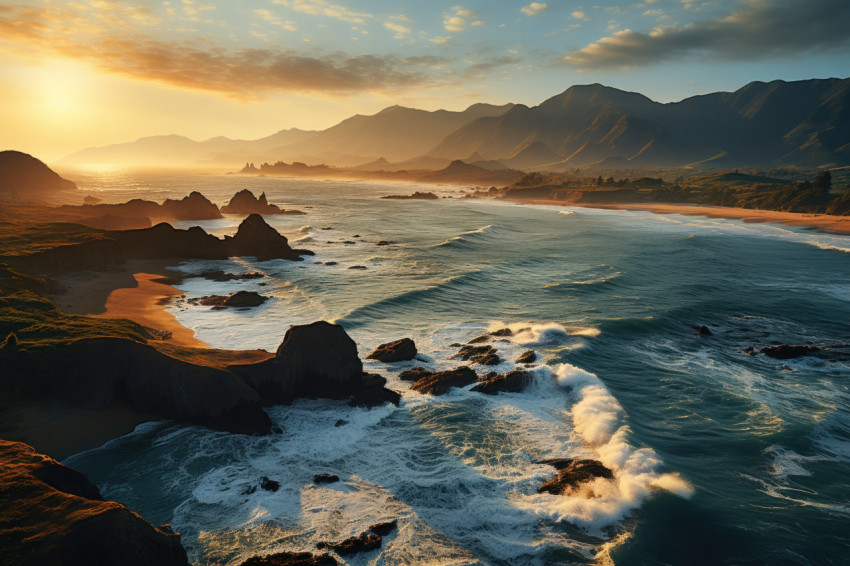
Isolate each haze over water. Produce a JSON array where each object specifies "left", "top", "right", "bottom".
[{"left": 64, "top": 171, "right": 850, "bottom": 565}]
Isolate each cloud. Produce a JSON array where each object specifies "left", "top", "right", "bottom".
[
  {"left": 521, "top": 2, "right": 548, "bottom": 16},
  {"left": 571, "top": 11, "right": 585, "bottom": 19},
  {"left": 254, "top": 8, "right": 297, "bottom": 31},
  {"left": 272, "top": 0, "right": 373, "bottom": 24},
  {"left": 443, "top": 6, "right": 478, "bottom": 32},
  {"left": 0, "top": 6, "right": 430, "bottom": 97},
  {"left": 564, "top": 0, "right": 850, "bottom": 69},
  {"left": 383, "top": 21, "right": 410, "bottom": 38}
]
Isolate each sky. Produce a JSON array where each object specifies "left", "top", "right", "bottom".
[{"left": 2, "top": 0, "right": 849, "bottom": 161}]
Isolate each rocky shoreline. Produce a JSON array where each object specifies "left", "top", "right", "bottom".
[{"left": 0, "top": 192, "right": 404, "bottom": 564}]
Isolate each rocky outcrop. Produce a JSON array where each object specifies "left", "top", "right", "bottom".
[
  {"left": 191, "top": 291, "right": 269, "bottom": 309},
  {"left": 368, "top": 520, "right": 397, "bottom": 536},
  {"left": 232, "top": 321, "right": 399, "bottom": 407},
  {"left": 516, "top": 350, "right": 537, "bottom": 364},
  {"left": 470, "top": 370, "right": 533, "bottom": 394},
  {"left": 380, "top": 191, "right": 439, "bottom": 200},
  {"left": 1, "top": 335, "right": 272, "bottom": 435},
  {"left": 241, "top": 552, "right": 337, "bottom": 566},
  {"left": 0, "top": 151, "right": 77, "bottom": 199},
  {"left": 536, "top": 459, "right": 614, "bottom": 496},
  {"left": 398, "top": 366, "right": 433, "bottom": 381},
  {"left": 367, "top": 338, "right": 417, "bottom": 362},
  {"left": 160, "top": 191, "right": 223, "bottom": 220},
  {"left": 60, "top": 191, "right": 223, "bottom": 223},
  {"left": 5, "top": 214, "right": 305, "bottom": 274},
  {"left": 760, "top": 344, "right": 821, "bottom": 359},
  {"left": 2, "top": 298, "right": 399, "bottom": 438},
  {"left": 451, "top": 344, "right": 500, "bottom": 365},
  {"left": 0, "top": 439, "right": 188, "bottom": 566},
  {"left": 410, "top": 366, "right": 477, "bottom": 395},
  {"left": 223, "top": 213, "right": 303, "bottom": 261},
  {"left": 221, "top": 189, "right": 285, "bottom": 215},
  {"left": 313, "top": 473, "right": 339, "bottom": 484},
  {"left": 317, "top": 531, "right": 382, "bottom": 556}
]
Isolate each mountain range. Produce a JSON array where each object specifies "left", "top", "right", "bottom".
[{"left": 61, "top": 78, "right": 850, "bottom": 171}]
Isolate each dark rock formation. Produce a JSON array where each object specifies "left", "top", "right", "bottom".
[
  {"left": 191, "top": 291, "right": 269, "bottom": 309},
  {"left": 7, "top": 214, "right": 306, "bottom": 274},
  {"left": 471, "top": 370, "right": 534, "bottom": 394},
  {"left": 760, "top": 344, "right": 821, "bottom": 359},
  {"left": 467, "top": 334, "right": 490, "bottom": 344},
  {"left": 536, "top": 459, "right": 614, "bottom": 496},
  {"left": 516, "top": 350, "right": 537, "bottom": 364},
  {"left": 398, "top": 367, "right": 433, "bottom": 382},
  {"left": 410, "top": 366, "right": 478, "bottom": 395},
  {"left": 313, "top": 474, "right": 340, "bottom": 484},
  {"left": 380, "top": 191, "right": 439, "bottom": 200},
  {"left": 221, "top": 189, "right": 285, "bottom": 215},
  {"left": 1, "top": 332, "right": 272, "bottom": 436},
  {"left": 350, "top": 373, "right": 401, "bottom": 407},
  {"left": 451, "top": 344, "right": 500, "bottom": 365},
  {"left": 0, "top": 439, "right": 188, "bottom": 566},
  {"left": 161, "top": 191, "right": 223, "bottom": 220},
  {"left": 231, "top": 321, "right": 399, "bottom": 407},
  {"left": 316, "top": 531, "right": 382, "bottom": 556},
  {"left": 0, "top": 151, "right": 77, "bottom": 199},
  {"left": 367, "top": 338, "right": 417, "bottom": 363},
  {"left": 260, "top": 477, "right": 280, "bottom": 492},
  {"left": 490, "top": 328, "right": 513, "bottom": 337},
  {"left": 696, "top": 325, "right": 713, "bottom": 336},
  {"left": 240, "top": 551, "right": 338, "bottom": 566},
  {"left": 348, "top": 265, "right": 367, "bottom": 270},
  {"left": 223, "top": 213, "right": 303, "bottom": 261},
  {"left": 2, "top": 300, "right": 399, "bottom": 438},
  {"left": 368, "top": 520, "right": 397, "bottom": 536}
]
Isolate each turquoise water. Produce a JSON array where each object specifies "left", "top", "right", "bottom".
[{"left": 64, "top": 172, "right": 850, "bottom": 565}]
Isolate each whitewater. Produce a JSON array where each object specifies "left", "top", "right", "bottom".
[{"left": 65, "top": 171, "right": 850, "bottom": 565}]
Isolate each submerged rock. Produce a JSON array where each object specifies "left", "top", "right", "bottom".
[
  {"left": 398, "top": 366, "right": 433, "bottom": 382},
  {"left": 471, "top": 370, "right": 534, "bottom": 394},
  {"left": 410, "top": 366, "right": 478, "bottom": 395},
  {"left": 489, "top": 328, "right": 513, "bottom": 337},
  {"left": 0, "top": 440, "right": 189, "bottom": 566},
  {"left": 368, "top": 520, "right": 398, "bottom": 536},
  {"left": 313, "top": 473, "right": 340, "bottom": 484},
  {"left": 240, "top": 551, "right": 337, "bottom": 566},
  {"left": 696, "top": 325, "right": 713, "bottom": 336},
  {"left": 516, "top": 350, "right": 537, "bottom": 364},
  {"left": 260, "top": 476, "right": 280, "bottom": 492},
  {"left": 316, "top": 532, "right": 382, "bottom": 556},
  {"left": 367, "top": 338, "right": 417, "bottom": 363},
  {"left": 760, "top": 344, "right": 821, "bottom": 359},
  {"left": 536, "top": 459, "right": 614, "bottom": 496},
  {"left": 192, "top": 291, "right": 268, "bottom": 308},
  {"left": 451, "top": 344, "right": 500, "bottom": 365}
]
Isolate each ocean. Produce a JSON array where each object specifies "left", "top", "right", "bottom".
[{"left": 62, "top": 170, "right": 850, "bottom": 565}]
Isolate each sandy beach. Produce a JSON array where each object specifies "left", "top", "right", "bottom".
[
  {"left": 512, "top": 199, "right": 850, "bottom": 235},
  {"left": 48, "top": 259, "right": 208, "bottom": 348}
]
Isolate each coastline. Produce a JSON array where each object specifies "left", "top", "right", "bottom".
[
  {"left": 508, "top": 199, "right": 850, "bottom": 236},
  {"left": 2, "top": 260, "right": 212, "bottom": 459},
  {"left": 48, "top": 259, "right": 208, "bottom": 348}
]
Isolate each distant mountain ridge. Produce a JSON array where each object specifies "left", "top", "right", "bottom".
[{"left": 61, "top": 78, "right": 850, "bottom": 170}]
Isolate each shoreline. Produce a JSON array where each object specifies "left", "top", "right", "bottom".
[
  {"left": 508, "top": 198, "right": 850, "bottom": 236},
  {"left": 48, "top": 259, "right": 208, "bottom": 348},
  {"left": 2, "top": 260, "right": 212, "bottom": 459}
]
